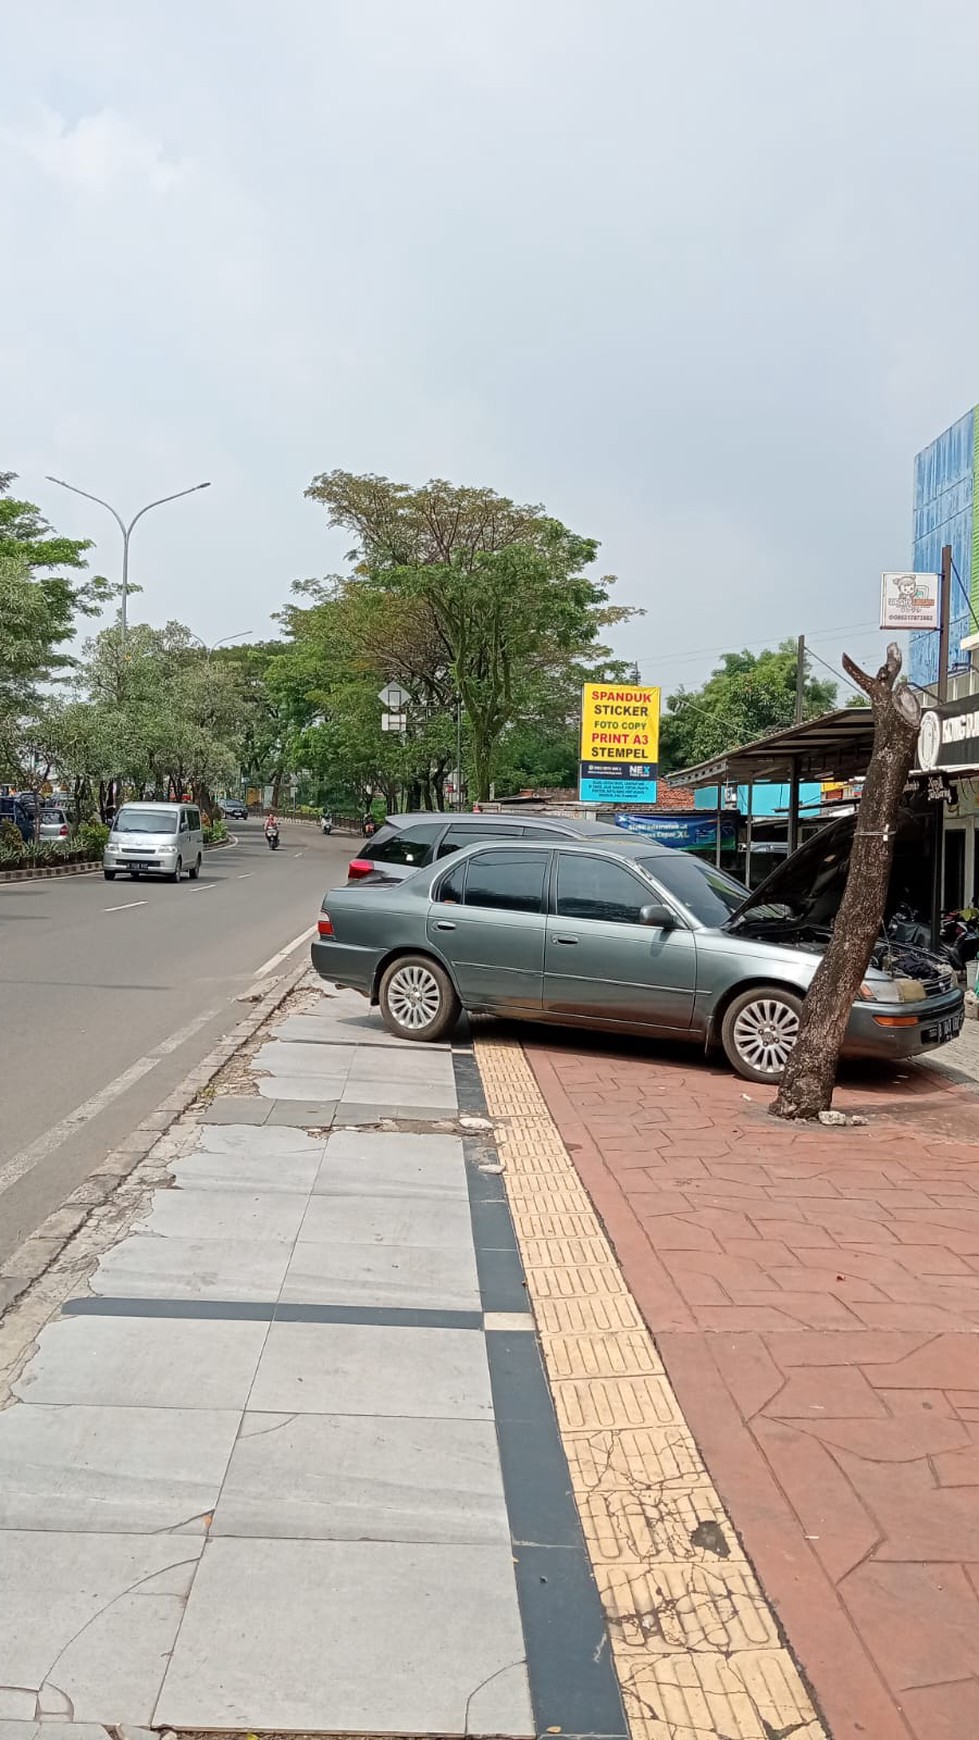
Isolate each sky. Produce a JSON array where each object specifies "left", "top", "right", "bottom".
[{"left": 3, "top": 0, "right": 977, "bottom": 700}]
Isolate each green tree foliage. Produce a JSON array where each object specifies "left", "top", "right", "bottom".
[
  {"left": 659, "top": 642, "right": 839, "bottom": 773},
  {"left": 304, "top": 471, "right": 638, "bottom": 801},
  {"left": 0, "top": 474, "right": 116, "bottom": 677}
]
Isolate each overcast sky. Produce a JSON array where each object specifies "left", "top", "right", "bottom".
[{"left": 3, "top": 0, "right": 976, "bottom": 697}]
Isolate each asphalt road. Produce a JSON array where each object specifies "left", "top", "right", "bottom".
[{"left": 0, "top": 820, "right": 354, "bottom": 1266}]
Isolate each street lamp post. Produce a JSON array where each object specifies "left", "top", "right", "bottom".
[
  {"left": 188, "top": 631, "right": 253, "bottom": 659},
  {"left": 46, "top": 476, "right": 211, "bottom": 651}
]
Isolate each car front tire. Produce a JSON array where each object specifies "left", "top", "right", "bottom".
[
  {"left": 720, "top": 985, "right": 803, "bottom": 1083},
  {"left": 169, "top": 857, "right": 183, "bottom": 885},
  {"left": 103, "top": 870, "right": 116, "bottom": 881},
  {"left": 379, "top": 954, "right": 460, "bottom": 1043}
]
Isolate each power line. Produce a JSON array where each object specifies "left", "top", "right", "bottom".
[{"left": 628, "top": 619, "right": 881, "bottom": 674}]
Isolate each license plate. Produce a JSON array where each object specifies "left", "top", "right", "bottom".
[
  {"left": 128, "top": 861, "right": 154, "bottom": 872},
  {"left": 926, "top": 1014, "right": 963, "bottom": 1044}
]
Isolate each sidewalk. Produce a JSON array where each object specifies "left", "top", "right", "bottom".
[
  {"left": 521, "top": 1025, "right": 979, "bottom": 1740},
  {"left": 0, "top": 975, "right": 833, "bottom": 1740},
  {"left": 0, "top": 982, "right": 627, "bottom": 1737}
]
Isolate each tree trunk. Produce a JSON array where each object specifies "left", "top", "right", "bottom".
[{"left": 771, "top": 643, "right": 921, "bottom": 1121}]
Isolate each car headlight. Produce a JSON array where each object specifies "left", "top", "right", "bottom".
[{"left": 859, "top": 978, "right": 903, "bottom": 1004}]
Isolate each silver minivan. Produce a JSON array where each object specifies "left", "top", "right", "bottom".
[{"left": 103, "top": 802, "right": 204, "bottom": 884}]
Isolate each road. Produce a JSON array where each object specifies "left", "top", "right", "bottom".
[{"left": 0, "top": 820, "right": 353, "bottom": 1266}]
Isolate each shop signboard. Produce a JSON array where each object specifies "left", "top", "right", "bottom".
[
  {"left": 881, "top": 571, "right": 940, "bottom": 630},
  {"left": 578, "top": 683, "right": 660, "bottom": 804},
  {"left": 917, "top": 697, "right": 979, "bottom": 772},
  {"left": 614, "top": 813, "right": 737, "bottom": 850}
]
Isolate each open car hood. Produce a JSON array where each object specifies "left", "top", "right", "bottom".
[{"left": 727, "top": 815, "right": 858, "bottom": 928}]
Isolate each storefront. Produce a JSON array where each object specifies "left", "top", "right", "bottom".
[{"left": 912, "top": 694, "right": 979, "bottom": 914}]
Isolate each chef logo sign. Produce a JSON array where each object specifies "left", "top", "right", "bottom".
[{"left": 578, "top": 683, "right": 661, "bottom": 805}]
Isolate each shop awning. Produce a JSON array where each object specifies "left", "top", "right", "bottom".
[{"left": 664, "top": 708, "right": 877, "bottom": 789}]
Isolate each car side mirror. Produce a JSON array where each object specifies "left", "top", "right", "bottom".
[{"left": 639, "top": 902, "right": 676, "bottom": 929}]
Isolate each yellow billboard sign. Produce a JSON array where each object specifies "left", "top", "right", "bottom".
[{"left": 579, "top": 683, "right": 660, "bottom": 765}]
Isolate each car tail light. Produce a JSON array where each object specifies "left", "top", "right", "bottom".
[
  {"left": 348, "top": 858, "right": 374, "bottom": 879},
  {"left": 59, "top": 825, "right": 68, "bottom": 836},
  {"left": 317, "top": 912, "right": 334, "bottom": 937}
]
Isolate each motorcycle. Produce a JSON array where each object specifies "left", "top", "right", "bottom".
[
  {"left": 265, "top": 826, "right": 280, "bottom": 851},
  {"left": 321, "top": 815, "right": 332, "bottom": 835}
]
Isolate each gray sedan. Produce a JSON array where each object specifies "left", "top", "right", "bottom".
[{"left": 310, "top": 834, "right": 964, "bottom": 1082}]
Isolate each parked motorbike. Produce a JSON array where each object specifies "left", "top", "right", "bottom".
[
  {"left": 886, "top": 901, "right": 965, "bottom": 976},
  {"left": 941, "top": 909, "right": 979, "bottom": 969}
]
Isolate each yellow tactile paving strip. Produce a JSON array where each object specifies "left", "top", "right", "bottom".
[{"left": 475, "top": 1033, "right": 826, "bottom": 1740}]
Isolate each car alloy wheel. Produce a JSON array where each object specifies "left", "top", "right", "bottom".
[
  {"left": 386, "top": 962, "right": 443, "bottom": 1030},
  {"left": 730, "top": 994, "right": 800, "bottom": 1078}
]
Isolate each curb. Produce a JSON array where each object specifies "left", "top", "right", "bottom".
[
  {"left": 0, "top": 961, "right": 309, "bottom": 1320},
  {"left": 0, "top": 861, "right": 101, "bottom": 884}
]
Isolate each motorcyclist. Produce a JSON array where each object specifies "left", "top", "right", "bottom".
[{"left": 264, "top": 810, "right": 279, "bottom": 841}]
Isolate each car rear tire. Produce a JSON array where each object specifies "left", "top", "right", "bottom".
[
  {"left": 379, "top": 954, "right": 460, "bottom": 1043},
  {"left": 103, "top": 870, "right": 115, "bottom": 881},
  {"left": 169, "top": 857, "right": 183, "bottom": 885},
  {"left": 721, "top": 985, "right": 803, "bottom": 1083},
  {"left": 189, "top": 855, "right": 201, "bottom": 880}
]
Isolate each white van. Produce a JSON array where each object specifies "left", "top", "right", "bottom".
[{"left": 103, "top": 802, "right": 204, "bottom": 884}]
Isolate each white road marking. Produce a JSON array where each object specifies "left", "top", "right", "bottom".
[
  {"left": 237, "top": 873, "right": 254, "bottom": 880},
  {"left": 294, "top": 851, "right": 305, "bottom": 858},
  {"left": 0, "top": 1006, "right": 222, "bottom": 1197},
  {"left": 104, "top": 900, "right": 149, "bottom": 913},
  {"left": 187, "top": 883, "right": 215, "bottom": 893},
  {"left": 253, "top": 924, "right": 318, "bottom": 979}
]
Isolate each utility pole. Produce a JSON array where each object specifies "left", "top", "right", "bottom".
[
  {"left": 937, "top": 543, "right": 953, "bottom": 703},
  {"left": 795, "top": 633, "right": 806, "bottom": 724}
]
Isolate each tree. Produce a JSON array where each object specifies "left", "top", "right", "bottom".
[
  {"left": 659, "top": 642, "right": 839, "bottom": 773},
  {"left": 305, "top": 471, "right": 636, "bottom": 800},
  {"left": 0, "top": 474, "right": 115, "bottom": 673},
  {"left": 771, "top": 643, "right": 921, "bottom": 1120}
]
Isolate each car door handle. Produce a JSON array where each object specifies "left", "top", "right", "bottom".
[
  {"left": 553, "top": 935, "right": 579, "bottom": 945},
  {"left": 435, "top": 920, "right": 457, "bottom": 931}
]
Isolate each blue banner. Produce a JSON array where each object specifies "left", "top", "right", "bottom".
[{"left": 614, "top": 814, "right": 737, "bottom": 850}]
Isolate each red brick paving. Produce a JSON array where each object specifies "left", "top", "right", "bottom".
[{"left": 523, "top": 1029, "right": 979, "bottom": 1740}]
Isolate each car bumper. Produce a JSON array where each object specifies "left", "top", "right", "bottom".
[
  {"left": 310, "top": 938, "right": 379, "bottom": 996},
  {"left": 843, "top": 988, "right": 965, "bottom": 1060}
]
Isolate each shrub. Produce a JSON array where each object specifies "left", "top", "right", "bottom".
[
  {"left": 202, "top": 818, "right": 228, "bottom": 845},
  {"left": 0, "top": 818, "right": 25, "bottom": 853},
  {"left": 77, "top": 820, "right": 110, "bottom": 859}
]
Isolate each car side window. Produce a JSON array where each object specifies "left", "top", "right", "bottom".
[
  {"left": 555, "top": 853, "right": 650, "bottom": 924},
  {"left": 520, "top": 825, "right": 564, "bottom": 840},
  {"left": 179, "top": 812, "right": 189, "bottom": 831},
  {"left": 370, "top": 823, "right": 443, "bottom": 866},
  {"left": 436, "top": 859, "right": 468, "bottom": 903},
  {"left": 187, "top": 809, "right": 200, "bottom": 831},
  {"left": 464, "top": 850, "right": 548, "bottom": 913},
  {"left": 436, "top": 823, "right": 509, "bottom": 858}
]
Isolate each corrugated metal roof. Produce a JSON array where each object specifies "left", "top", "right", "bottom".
[{"left": 664, "top": 708, "right": 877, "bottom": 788}]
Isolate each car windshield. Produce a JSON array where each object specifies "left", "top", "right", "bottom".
[
  {"left": 113, "top": 808, "right": 178, "bottom": 835},
  {"left": 639, "top": 853, "right": 748, "bottom": 925}
]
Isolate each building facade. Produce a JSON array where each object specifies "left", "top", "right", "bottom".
[{"left": 910, "top": 408, "right": 979, "bottom": 694}]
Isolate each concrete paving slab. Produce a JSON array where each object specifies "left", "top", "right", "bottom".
[
  {"left": 257, "top": 1073, "right": 348, "bottom": 1100},
  {"left": 253, "top": 1039, "right": 357, "bottom": 1076},
  {"left": 156, "top": 1536, "right": 533, "bottom": 1734},
  {"left": 297, "top": 1193, "right": 475, "bottom": 1250},
  {"left": 0, "top": 1726, "right": 111, "bottom": 1740},
  {"left": 0, "top": 1404, "right": 239, "bottom": 1532},
  {"left": 264, "top": 1098, "right": 337, "bottom": 1126},
  {"left": 341, "top": 1079, "right": 459, "bottom": 1111},
  {"left": 280, "top": 1241, "right": 480, "bottom": 1312},
  {"left": 200, "top": 1096, "right": 270, "bottom": 1124},
  {"left": 196, "top": 1123, "right": 327, "bottom": 1158},
  {"left": 248, "top": 1321, "right": 493, "bottom": 1417},
  {"left": 314, "top": 1131, "right": 467, "bottom": 1199},
  {"left": 0, "top": 1533, "right": 202, "bottom": 1726},
  {"left": 171, "top": 1146, "right": 322, "bottom": 1193},
  {"left": 214, "top": 1413, "right": 509, "bottom": 1543},
  {"left": 276, "top": 1011, "right": 451, "bottom": 1049},
  {"left": 13, "top": 1315, "right": 267, "bottom": 1410},
  {"left": 335, "top": 1101, "right": 457, "bottom": 1122},
  {"left": 138, "top": 1187, "right": 308, "bottom": 1244},
  {"left": 93, "top": 1232, "right": 292, "bottom": 1301},
  {"left": 341, "top": 1048, "right": 457, "bottom": 1086}
]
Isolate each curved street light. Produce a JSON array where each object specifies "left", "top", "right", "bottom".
[{"left": 46, "top": 476, "right": 211, "bottom": 651}]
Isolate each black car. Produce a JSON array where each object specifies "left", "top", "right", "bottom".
[
  {"left": 219, "top": 797, "right": 249, "bottom": 820},
  {"left": 346, "top": 811, "right": 626, "bottom": 883}
]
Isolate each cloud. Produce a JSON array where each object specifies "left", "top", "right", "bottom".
[{"left": 4, "top": 106, "right": 189, "bottom": 197}]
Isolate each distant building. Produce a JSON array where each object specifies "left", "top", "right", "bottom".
[{"left": 910, "top": 408, "right": 979, "bottom": 694}]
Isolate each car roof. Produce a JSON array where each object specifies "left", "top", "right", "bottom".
[
  {"left": 422, "top": 835, "right": 674, "bottom": 866},
  {"left": 379, "top": 812, "right": 626, "bottom": 836}
]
